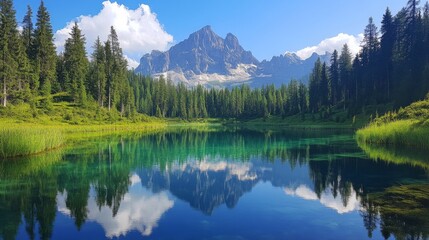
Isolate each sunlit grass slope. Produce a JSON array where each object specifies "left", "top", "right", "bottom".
[{"left": 357, "top": 97, "right": 429, "bottom": 148}]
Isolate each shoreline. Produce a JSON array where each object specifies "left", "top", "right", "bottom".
[{"left": 356, "top": 120, "right": 429, "bottom": 149}]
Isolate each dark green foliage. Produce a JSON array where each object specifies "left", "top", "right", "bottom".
[
  {"left": 0, "top": 0, "right": 19, "bottom": 107},
  {"left": 89, "top": 37, "right": 106, "bottom": 107},
  {"left": 306, "top": 0, "right": 429, "bottom": 117},
  {"left": 329, "top": 50, "right": 339, "bottom": 105},
  {"left": 33, "top": 0, "right": 56, "bottom": 99},
  {"left": 2, "top": 0, "right": 429, "bottom": 122},
  {"left": 127, "top": 73, "right": 309, "bottom": 120},
  {"left": 21, "top": 5, "right": 33, "bottom": 58},
  {"left": 63, "top": 22, "right": 88, "bottom": 105}
]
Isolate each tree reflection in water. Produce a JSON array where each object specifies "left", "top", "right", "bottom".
[{"left": 0, "top": 129, "right": 428, "bottom": 239}]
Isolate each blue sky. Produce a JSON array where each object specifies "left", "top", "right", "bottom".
[{"left": 14, "top": 0, "right": 409, "bottom": 65}]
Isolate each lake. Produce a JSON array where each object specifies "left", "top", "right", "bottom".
[{"left": 0, "top": 128, "right": 428, "bottom": 240}]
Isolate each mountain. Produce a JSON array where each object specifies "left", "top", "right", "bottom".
[
  {"left": 137, "top": 159, "right": 308, "bottom": 215},
  {"left": 251, "top": 51, "right": 332, "bottom": 87},
  {"left": 135, "top": 26, "right": 331, "bottom": 88},
  {"left": 136, "top": 25, "right": 259, "bottom": 87}
]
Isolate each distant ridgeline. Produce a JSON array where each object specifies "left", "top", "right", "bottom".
[
  {"left": 0, "top": 0, "right": 429, "bottom": 120},
  {"left": 135, "top": 25, "right": 331, "bottom": 88}
]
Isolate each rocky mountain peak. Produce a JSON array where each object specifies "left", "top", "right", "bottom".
[
  {"left": 135, "top": 26, "right": 331, "bottom": 88},
  {"left": 225, "top": 33, "right": 240, "bottom": 49},
  {"left": 187, "top": 25, "right": 223, "bottom": 48},
  {"left": 136, "top": 26, "right": 258, "bottom": 77}
]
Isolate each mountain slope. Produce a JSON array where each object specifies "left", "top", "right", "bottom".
[
  {"left": 136, "top": 25, "right": 259, "bottom": 87},
  {"left": 251, "top": 52, "right": 331, "bottom": 87},
  {"left": 135, "top": 26, "right": 331, "bottom": 88}
]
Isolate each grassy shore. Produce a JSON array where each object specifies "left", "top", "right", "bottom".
[
  {"left": 228, "top": 110, "right": 371, "bottom": 130},
  {"left": 0, "top": 127, "right": 64, "bottom": 158},
  {"left": 356, "top": 98, "right": 429, "bottom": 148},
  {"left": 0, "top": 102, "right": 223, "bottom": 158},
  {"left": 0, "top": 100, "right": 384, "bottom": 158},
  {"left": 356, "top": 120, "right": 429, "bottom": 148},
  {"left": 0, "top": 121, "right": 171, "bottom": 158}
]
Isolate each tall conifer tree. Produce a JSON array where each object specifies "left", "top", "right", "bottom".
[
  {"left": 33, "top": 0, "right": 56, "bottom": 108},
  {"left": 63, "top": 22, "right": 88, "bottom": 105},
  {"left": 0, "top": 0, "right": 19, "bottom": 107}
]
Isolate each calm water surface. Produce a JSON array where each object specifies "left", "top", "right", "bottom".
[{"left": 0, "top": 128, "right": 428, "bottom": 240}]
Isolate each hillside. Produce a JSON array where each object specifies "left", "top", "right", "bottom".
[{"left": 357, "top": 96, "right": 429, "bottom": 148}]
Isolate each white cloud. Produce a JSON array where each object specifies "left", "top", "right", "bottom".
[
  {"left": 284, "top": 184, "right": 361, "bottom": 214},
  {"left": 179, "top": 159, "right": 258, "bottom": 181},
  {"left": 124, "top": 55, "right": 140, "bottom": 69},
  {"left": 57, "top": 174, "right": 174, "bottom": 238},
  {"left": 55, "top": 1, "right": 173, "bottom": 69},
  {"left": 295, "top": 33, "right": 364, "bottom": 60}
]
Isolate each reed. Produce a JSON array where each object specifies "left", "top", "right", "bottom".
[
  {"left": 0, "top": 127, "right": 65, "bottom": 158},
  {"left": 356, "top": 120, "right": 429, "bottom": 148}
]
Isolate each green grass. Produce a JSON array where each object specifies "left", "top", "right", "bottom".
[
  {"left": 357, "top": 98, "right": 429, "bottom": 148},
  {"left": 0, "top": 102, "right": 224, "bottom": 158},
  {"left": 0, "top": 126, "right": 64, "bottom": 158},
  {"left": 227, "top": 102, "right": 395, "bottom": 130},
  {"left": 229, "top": 110, "right": 370, "bottom": 130},
  {"left": 0, "top": 122, "right": 177, "bottom": 158},
  {"left": 357, "top": 120, "right": 429, "bottom": 148},
  {"left": 0, "top": 100, "right": 389, "bottom": 157}
]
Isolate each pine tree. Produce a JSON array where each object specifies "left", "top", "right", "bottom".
[
  {"left": 16, "top": 35, "right": 32, "bottom": 99},
  {"left": 90, "top": 37, "right": 106, "bottom": 107},
  {"left": 105, "top": 26, "right": 128, "bottom": 112},
  {"left": 309, "top": 58, "right": 322, "bottom": 112},
  {"left": 55, "top": 53, "right": 66, "bottom": 91},
  {"left": 21, "top": 5, "right": 39, "bottom": 96},
  {"left": 33, "top": 0, "right": 56, "bottom": 105},
  {"left": 104, "top": 40, "right": 113, "bottom": 111},
  {"left": 0, "top": 0, "right": 19, "bottom": 107},
  {"left": 298, "top": 82, "right": 308, "bottom": 113},
  {"left": 22, "top": 5, "right": 33, "bottom": 57},
  {"left": 320, "top": 62, "right": 329, "bottom": 107},
  {"left": 362, "top": 17, "right": 380, "bottom": 64},
  {"left": 339, "top": 44, "right": 352, "bottom": 107},
  {"left": 329, "top": 50, "right": 339, "bottom": 105},
  {"left": 361, "top": 17, "right": 380, "bottom": 103},
  {"left": 351, "top": 54, "right": 362, "bottom": 105},
  {"left": 178, "top": 83, "right": 187, "bottom": 118},
  {"left": 406, "top": 0, "right": 420, "bottom": 29},
  {"left": 63, "top": 22, "right": 89, "bottom": 105},
  {"left": 380, "top": 8, "right": 395, "bottom": 101},
  {"left": 422, "top": 2, "right": 429, "bottom": 94},
  {"left": 404, "top": 0, "right": 421, "bottom": 61}
]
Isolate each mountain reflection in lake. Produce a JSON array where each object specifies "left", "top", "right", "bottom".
[{"left": 0, "top": 129, "right": 428, "bottom": 240}]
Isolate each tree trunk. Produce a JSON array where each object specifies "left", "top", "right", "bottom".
[
  {"left": 98, "top": 78, "right": 102, "bottom": 107},
  {"left": 108, "top": 86, "right": 111, "bottom": 111},
  {"left": 2, "top": 78, "right": 6, "bottom": 107},
  {"left": 120, "top": 102, "right": 124, "bottom": 117}
]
